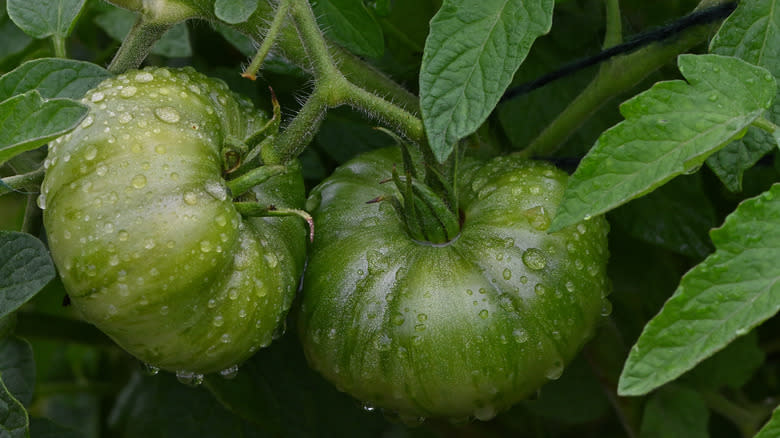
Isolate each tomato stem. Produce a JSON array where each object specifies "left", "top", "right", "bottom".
[
  {"left": 226, "top": 164, "right": 286, "bottom": 197},
  {"left": 108, "top": 17, "right": 175, "bottom": 74},
  {"left": 0, "top": 166, "right": 45, "bottom": 196},
  {"left": 241, "top": 0, "right": 292, "bottom": 80},
  {"left": 233, "top": 202, "right": 314, "bottom": 242}
]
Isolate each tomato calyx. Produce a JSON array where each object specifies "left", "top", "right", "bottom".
[{"left": 369, "top": 140, "right": 461, "bottom": 245}]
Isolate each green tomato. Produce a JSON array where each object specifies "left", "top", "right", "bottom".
[
  {"left": 298, "top": 147, "right": 610, "bottom": 421},
  {"left": 40, "top": 67, "right": 306, "bottom": 378}
]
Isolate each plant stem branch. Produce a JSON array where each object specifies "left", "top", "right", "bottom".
[
  {"left": 603, "top": 0, "right": 623, "bottom": 48},
  {"left": 702, "top": 391, "right": 768, "bottom": 438},
  {"left": 520, "top": 0, "right": 733, "bottom": 158},
  {"left": 241, "top": 0, "right": 292, "bottom": 80},
  {"left": 52, "top": 35, "right": 67, "bottom": 58},
  {"left": 107, "top": 18, "right": 174, "bottom": 74},
  {"left": 752, "top": 116, "right": 779, "bottom": 135}
]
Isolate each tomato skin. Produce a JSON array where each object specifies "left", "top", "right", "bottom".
[
  {"left": 41, "top": 67, "right": 306, "bottom": 375},
  {"left": 299, "top": 147, "right": 609, "bottom": 420}
]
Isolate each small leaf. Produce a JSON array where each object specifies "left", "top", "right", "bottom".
[
  {"left": 618, "top": 183, "right": 780, "bottom": 396},
  {"left": 638, "top": 386, "right": 709, "bottom": 438},
  {"left": 0, "top": 14, "right": 33, "bottom": 61},
  {"left": 0, "top": 90, "right": 87, "bottom": 166},
  {"left": 708, "top": 0, "right": 780, "bottom": 190},
  {"left": 0, "top": 231, "right": 56, "bottom": 320},
  {"left": 312, "top": 0, "right": 385, "bottom": 59},
  {"left": 0, "top": 58, "right": 110, "bottom": 101},
  {"left": 6, "top": 0, "right": 86, "bottom": 39},
  {"left": 94, "top": 9, "right": 192, "bottom": 58},
  {"left": 214, "top": 0, "right": 258, "bottom": 24},
  {"left": 0, "top": 337, "right": 34, "bottom": 407},
  {"left": 755, "top": 406, "right": 780, "bottom": 438},
  {"left": 609, "top": 174, "right": 716, "bottom": 258},
  {"left": 550, "top": 54, "right": 777, "bottom": 232},
  {"left": 420, "top": 0, "right": 554, "bottom": 162},
  {"left": 0, "top": 375, "right": 28, "bottom": 438},
  {"left": 706, "top": 129, "right": 775, "bottom": 192}
]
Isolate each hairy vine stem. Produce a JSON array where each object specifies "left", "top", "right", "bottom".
[{"left": 518, "top": 0, "right": 736, "bottom": 159}]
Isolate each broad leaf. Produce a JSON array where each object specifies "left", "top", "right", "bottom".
[
  {"left": 0, "top": 12, "right": 32, "bottom": 61},
  {"left": 550, "top": 54, "right": 776, "bottom": 232},
  {"left": 755, "top": 406, "right": 780, "bottom": 438},
  {"left": 682, "top": 331, "right": 764, "bottom": 390},
  {"left": 0, "top": 231, "right": 56, "bottom": 320},
  {"left": 312, "top": 0, "right": 385, "bottom": 59},
  {"left": 94, "top": 9, "right": 192, "bottom": 58},
  {"left": 708, "top": 0, "right": 780, "bottom": 191},
  {"left": 6, "top": 0, "right": 85, "bottom": 39},
  {"left": 0, "top": 338, "right": 34, "bottom": 407},
  {"left": 0, "top": 376, "right": 27, "bottom": 438},
  {"left": 0, "top": 90, "right": 87, "bottom": 166},
  {"left": 609, "top": 174, "right": 716, "bottom": 258},
  {"left": 638, "top": 386, "right": 708, "bottom": 438},
  {"left": 0, "top": 58, "right": 110, "bottom": 101},
  {"left": 215, "top": 0, "right": 258, "bottom": 24},
  {"left": 420, "top": 0, "right": 554, "bottom": 162},
  {"left": 618, "top": 183, "right": 780, "bottom": 396}
]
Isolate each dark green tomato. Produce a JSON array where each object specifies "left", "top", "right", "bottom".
[
  {"left": 299, "top": 147, "right": 610, "bottom": 421},
  {"left": 40, "top": 67, "right": 306, "bottom": 377}
]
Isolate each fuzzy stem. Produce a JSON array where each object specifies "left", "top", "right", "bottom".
[
  {"left": 108, "top": 17, "right": 174, "bottom": 73},
  {"left": 519, "top": 0, "right": 733, "bottom": 158},
  {"left": 603, "top": 0, "right": 623, "bottom": 48},
  {"left": 263, "top": 88, "right": 328, "bottom": 164},
  {"left": 226, "top": 164, "right": 286, "bottom": 197},
  {"left": 242, "top": 0, "right": 292, "bottom": 80}
]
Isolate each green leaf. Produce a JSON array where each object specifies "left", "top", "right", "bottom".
[
  {"left": 638, "top": 386, "right": 708, "bottom": 438},
  {"left": 0, "top": 58, "right": 110, "bottom": 102},
  {"left": 706, "top": 129, "right": 775, "bottom": 192},
  {"left": 0, "top": 90, "right": 87, "bottom": 166},
  {"left": 0, "top": 375, "right": 28, "bottom": 438},
  {"left": 94, "top": 8, "right": 191, "bottom": 58},
  {"left": 682, "top": 331, "right": 764, "bottom": 390},
  {"left": 618, "top": 183, "right": 780, "bottom": 396},
  {"left": 550, "top": 54, "right": 777, "bottom": 232},
  {"left": 609, "top": 174, "right": 716, "bottom": 258},
  {"left": 0, "top": 231, "right": 56, "bottom": 320},
  {"left": 707, "top": 0, "right": 780, "bottom": 191},
  {"left": 755, "top": 406, "right": 780, "bottom": 438},
  {"left": 312, "top": 0, "right": 385, "bottom": 59},
  {"left": 6, "top": 0, "right": 85, "bottom": 39},
  {"left": 214, "top": 0, "right": 258, "bottom": 24},
  {"left": 0, "top": 12, "right": 32, "bottom": 62},
  {"left": 0, "top": 337, "right": 34, "bottom": 407},
  {"left": 420, "top": 0, "right": 554, "bottom": 162}
]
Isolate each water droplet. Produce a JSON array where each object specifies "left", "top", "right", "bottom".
[
  {"left": 502, "top": 268, "right": 512, "bottom": 280},
  {"left": 118, "top": 230, "right": 129, "bottom": 241},
  {"left": 131, "top": 174, "right": 147, "bottom": 189},
  {"left": 391, "top": 314, "right": 405, "bottom": 326},
  {"left": 228, "top": 288, "right": 239, "bottom": 300},
  {"left": 135, "top": 72, "right": 154, "bottom": 83},
  {"left": 479, "top": 309, "right": 489, "bottom": 319},
  {"left": 565, "top": 281, "right": 575, "bottom": 292},
  {"left": 84, "top": 146, "right": 98, "bottom": 161},
  {"left": 90, "top": 92, "right": 105, "bottom": 102},
  {"left": 600, "top": 299, "right": 613, "bottom": 316},
  {"left": 81, "top": 115, "right": 94, "bottom": 128},
  {"left": 522, "top": 248, "right": 547, "bottom": 270},
  {"left": 120, "top": 86, "right": 137, "bottom": 97},
  {"left": 522, "top": 205, "right": 550, "bottom": 230},
  {"left": 545, "top": 361, "right": 564, "bottom": 380},
  {"left": 213, "top": 315, "right": 224, "bottom": 327},
  {"left": 735, "top": 327, "right": 749, "bottom": 336},
  {"left": 200, "top": 240, "right": 212, "bottom": 252},
  {"left": 534, "top": 283, "right": 547, "bottom": 296},
  {"left": 154, "top": 106, "right": 181, "bottom": 123},
  {"left": 708, "top": 94, "right": 719, "bottom": 102},
  {"left": 36, "top": 194, "right": 46, "bottom": 209},
  {"left": 473, "top": 405, "right": 497, "bottom": 421},
  {"left": 143, "top": 363, "right": 160, "bottom": 375},
  {"left": 207, "top": 299, "right": 217, "bottom": 308},
  {"left": 264, "top": 253, "right": 278, "bottom": 267},
  {"left": 361, "top": 402, "right": 376, "bottom": 412},
  {"left": 175, "top": 370, "right": 204, "bottom": 386},
  {"left": 219, "top": 365, "right": 239, "bottom": 379},
  {"left": 215, "top": 215, "right": 227, "bottom": 227},
  {"left": 513, "top": 329, "right": 528, "bottom": 343},
  {"left": 205, "top": 181, "right": 228, "bottom": 201},
  {"left": 183, "top": 191, "right": 198, "bottom": 205},
  {"left": 160, "top": 306, "right": 169, "bottom": 315},
  {"left": 220, "top": 333, "right": 232, "bottom": 343}
]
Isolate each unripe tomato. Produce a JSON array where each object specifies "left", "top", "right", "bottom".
[
  {"left": 40, "top": 67, "right": 306, "bottom": 378},
  {"left": 299, "top": 147, "right": 610, "bottom": 421}
]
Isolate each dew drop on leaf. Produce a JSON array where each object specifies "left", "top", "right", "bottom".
[
  {"left": 175, "top": 371, "right": 204, "bottom": 386},
  {"left": 219, "top": 365, "right": 239, "bottom": 379},
  {"left": 131, "top": 174, "right": 147, "bottom": 189},
  {"left": 154, "top": 106, "right": 181, "bottom": 123},
  {"left": 545, "top": 361, "right": 564, "bottom": 380},
  {"left": 143, "top": 363, "right": 160, "bottom": 376},
  {"left": 522, "top": 248, "right": 547, "bottom": 270}
]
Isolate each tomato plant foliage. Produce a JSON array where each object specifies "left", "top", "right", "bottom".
[{"left": 0, "top": 0, "right": 779, "bottom": 437}]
